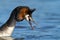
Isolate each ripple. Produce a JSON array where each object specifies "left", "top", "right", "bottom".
[
  {"left": 41, "top": 26, "right": 55, "bottom": 29},
  {"left": 15, "top": 26, "right": 27, "bottom": 28},
  {"left": 26, "top": 35, "right": 40, "bottom": 39},
  {"left": 14, "top": 38, "right": 24, "bottom": 40},
  {"left": 26, "top": 34, "right": 54, "bottom": 39}
]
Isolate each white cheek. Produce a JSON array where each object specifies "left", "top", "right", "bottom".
[{"left": 25, "top": 15, "right": 29, "bottom": 21}]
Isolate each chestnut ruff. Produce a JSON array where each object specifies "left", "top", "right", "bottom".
[{"left": 0, "top": 6, "right": 36, "bottom": 36}]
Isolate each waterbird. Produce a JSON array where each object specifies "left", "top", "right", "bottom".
[{"left": 0, "top": 6, "right": 36, "bottom": 37}]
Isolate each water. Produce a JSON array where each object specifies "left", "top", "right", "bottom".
[{"left": 0, "top": 0, "right": 60, "bottom": 40}]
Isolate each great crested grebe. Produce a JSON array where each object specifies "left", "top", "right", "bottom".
[{"left": 0, "top": 6, "right": 36, "bottom": 36}]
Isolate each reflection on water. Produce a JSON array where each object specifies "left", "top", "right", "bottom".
[
  {"left": 14, "top": 38, "right": 24, "bottom": 40},
  {"left": 0, "top": 37, "right": 24, "bottom": 40},
  {"left": 0, "top": 37, "right": 13, "bottom": 40}
]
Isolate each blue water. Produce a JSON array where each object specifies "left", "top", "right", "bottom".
[{"left": 0, "top": 0, "right": 60, "bottom": 40}]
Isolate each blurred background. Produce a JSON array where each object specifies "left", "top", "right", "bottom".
[{"left": 0, "top": 0, "right": 60, "bottom": 40}]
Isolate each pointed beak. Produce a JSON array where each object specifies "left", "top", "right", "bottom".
[{"left": 25, "top": 14, "right": 37, "bottom": 29}]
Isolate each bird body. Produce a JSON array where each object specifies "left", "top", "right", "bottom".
[{"left": 0, "top": 6, "right": 36, "bottom": 36}]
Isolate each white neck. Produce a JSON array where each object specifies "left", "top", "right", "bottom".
[{"left": 0, "top": 19, "right": 16, "bottom": 37}]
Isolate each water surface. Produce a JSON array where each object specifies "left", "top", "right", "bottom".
[{"left": 0, "top": 0, "right": 60, "bottom": 40}]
